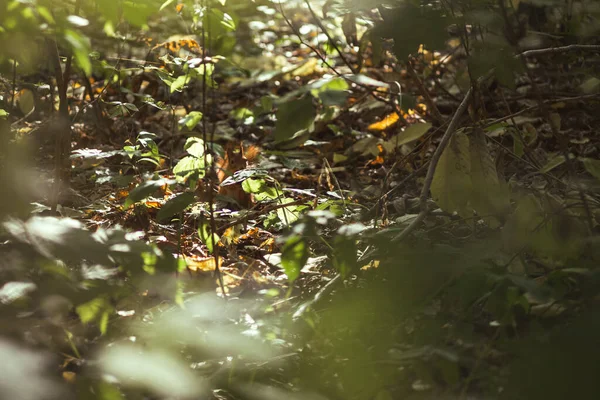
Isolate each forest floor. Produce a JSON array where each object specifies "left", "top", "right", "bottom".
[{"left": 3, "top": 2, "right": 600, "bottom": 400}]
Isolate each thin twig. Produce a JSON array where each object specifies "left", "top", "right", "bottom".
[
  {"left": 200, "top": 0, "right": 226, "bottom": 297},
  {"left": 519, "top": 44, "right": 600, "bottom": 58},
  {"left": 11, "top": 60, "right": 17, "bottom": 109}
]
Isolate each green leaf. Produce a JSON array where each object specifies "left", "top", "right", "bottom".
[
  {"left": 469, "top": 129, "right": 510, "bottom": 225},
  {"left": 276, "top": 198, "right": 299, "bottom": 226},
  {"left": 0, "top": 109, "right": 9, "bottom": 119},
  {"left": 170, "top": 75, "right": 192, "bottom": 92},
  {"left": 395, "top": 122, "right": 432, "bottom": 146},
  {"left": 430, "top": 131, "right": 472, "bottom": 216},
  {"left": 198, "top": 219, "right": 220, "bottom": 254},
  {"left": 159, "top": 0, "right": 176, "bottom": 11},
  {"left": 310, "top": 77, "right": 349, "bottom": 106},
  {"left": 241, "top": 178, "right": 265, "bottom": 193},
  {"left": 539, "top": 154, "right": 566, "bottom": 174},
  {"left": 157, "top": 192, "right": 195, "bottom": 222},
  {"left": 220, "top": 12, "right": 236, "bottom": 31},
  {"left": 99, "top": 345, "right": 204, "bottom": 398},
  {"left": 36, "top": 6, "right": 55, "bottom": 24},
  {"left": 63, "top": 29, "right": 91, "bottom": 75},
  {"left": 318, "top": 90, "right": 348, "bottom": 106},
  {"left": 274, "top": 96, "right": 316, "bottom": 143},
  {"left": 124, "top": 178, "right": 174, "bottom": 208},
  {"left": 579, "top": 77, "right": 600, "bottom": 94},
  {"left": 511, "top": 130, "right": 525, "bottom": 158},
  {"left": 502, "top": 194, "right": 546, "bottom": 252},
  {"left": 174, "top": 156, "right": 206, "bottom": 182},
  {"left": 259, "top": 96, "right": 274, "bottom": 114},
  {"left": 76, "top": 296, "right": 114, "bottom": 334},
  {"left": 230, "top": 107, "right": 254, "bottom": 123},
  {"left": 178, "top": 111, "right": 203, "bottom": 130},
  {"left": 332, "top": 235, "right": 357, "bottom": 278},
  {"left": 582, "top": 158, "right": 600, "bottom": 180},
  {"left": 3, "top": 216, "right": 112, "bottom": 266},
  {"left": 281, "top": 236, "right": 308, "bottom": 283},
  {"left": 242, "top": 179, "right": 279, "bottom": 201},
  {"left": 183, "top": 137, "right": 204, "bottom": 158}
]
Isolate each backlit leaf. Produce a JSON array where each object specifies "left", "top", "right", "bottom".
[
  {"left": 76, "top": 296, "right": 113, "bottom": 334},
  {"left": 100, "top": 345, "right": 205, "bottom": 398},
  {"left": 173, "top": 156, "right": 206, "bottom": 182},
  {"left": 178, "top": 111, "right": 203, "bottom": 130},
  {"left": 395, "top": 122, "right": 432, "bottom": 146},
  {"left": 274, "top": 96, "right": 316, "bottom": 143},
  {"left": 198, "top": 219, "right": 220, "bottom": 254},
  {"left": 430, "top": 131, "right": 471, "bottom": 216},
  {"left": 281, "top": 236, "right": 308, "bottom": 283},
  {"left": 582, "top": 158, "right": 600, "bottom": 180},
  {"left": 276, "top": 198, "right": 299, "bottom": 226}
]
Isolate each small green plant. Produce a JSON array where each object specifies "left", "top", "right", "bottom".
[{"left": 122, "top": 131, "right": 163, "bottom": 168}]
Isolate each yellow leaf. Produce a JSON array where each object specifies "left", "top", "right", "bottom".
[
  {"left": 186, "top": 256, "right": 223, "bottom": 272},
  {"left": 260, "top": 237, "right": 275, "bottom": 251},
  {"left": 62, "top": 371, "right": 76, "bottom": 384},
  {"left": 368, "top": 112, "right": 399, "bottom": 131},
  {"left": 291, "top": 58, "right": 319, "bottom": 77}
]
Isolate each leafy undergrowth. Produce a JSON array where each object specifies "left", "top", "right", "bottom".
[{"left": 2, "top": 1, "right": 600, "bottom": 399}]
